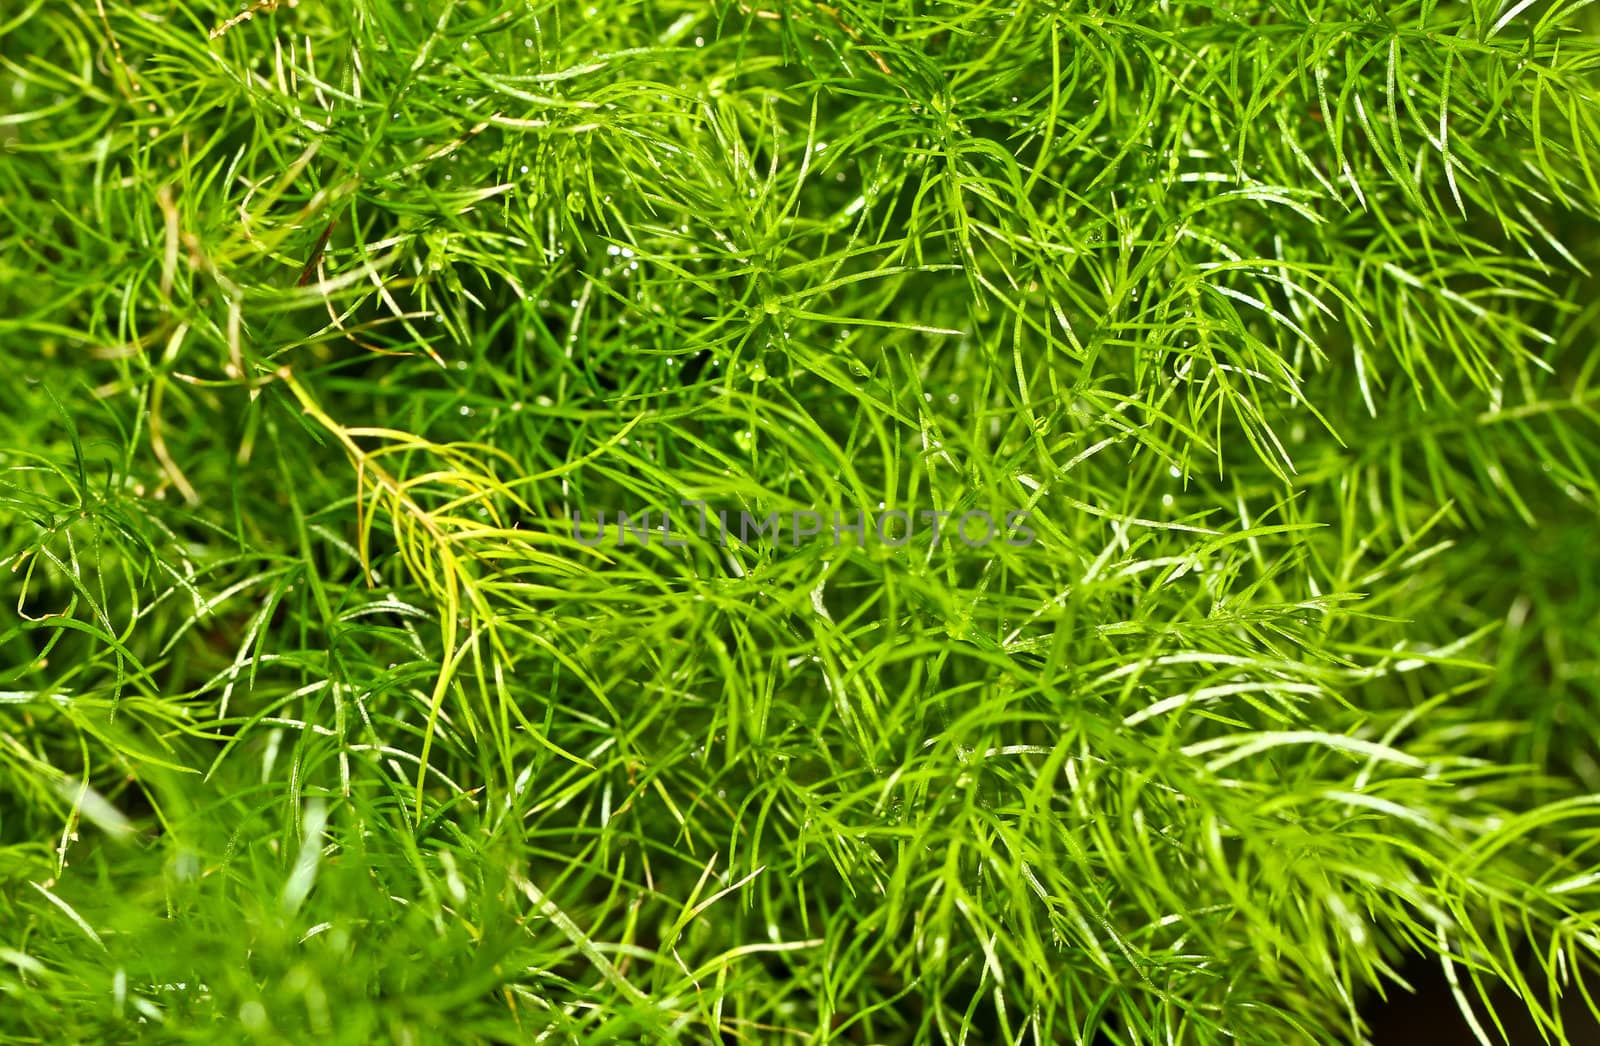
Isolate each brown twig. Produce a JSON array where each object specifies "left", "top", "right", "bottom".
[
  {"left": 296, "top": 218, "right": 338, "bottom": 287},
  {"left": 813, "top": 2, "right": 892, "bottom": 76},
  {"left": 95, "top": 0, "right": 141, "bottom": 95},
  {"left": 209, "top": 0, "right": 300, "bottom": 41}
]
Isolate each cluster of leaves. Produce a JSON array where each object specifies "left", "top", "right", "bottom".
[{"left": 3, "top": 0, "right": 1600, "bottom": 1042}]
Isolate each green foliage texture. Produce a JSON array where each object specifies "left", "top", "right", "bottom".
[{"left": 3, "top": 0, "right": 1600, "bottom": 1042}]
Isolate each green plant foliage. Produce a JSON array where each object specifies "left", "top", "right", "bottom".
[{"left": 3, "top": 0, "right": 1600, "bottom": 1042}]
